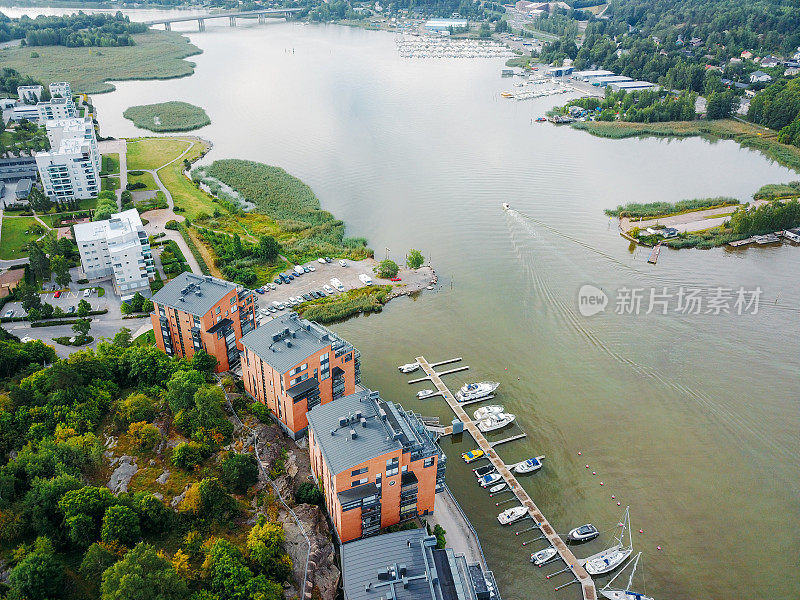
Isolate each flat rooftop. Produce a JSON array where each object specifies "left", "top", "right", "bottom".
[
  {"left": 151, "top": 272, "right": 239, "bottom": 317},
  {"left": 74, "top": 209, "right": 142, "bottom": 243}
]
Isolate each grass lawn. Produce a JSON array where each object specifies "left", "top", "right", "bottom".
[
  {"left": 0, "top": 216, "right": 42, "bottom": 259},
  {"left": 76, "top": 197, "right": 99, "bottom": 211},
  {"left": 0, "top": 30, "right": 201, "bottom": 94},
  {"left": 101, "top": 176, "right": 120, "bottom": 191},
  {"left": 127, "top": 137, "right": 193, "bottom": 171},
  {"left": 156, "top": 141, "right": 218, "bottom": 220},
  {"left": 127, "top": 171, "right": 159, "bottom": 190},
  {"left": 101, "top": 153, "right": 120, "bottom": 175}
]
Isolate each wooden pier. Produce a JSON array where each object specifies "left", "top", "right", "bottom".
[
  {"left": 647, "top": 243, "right": 662, "bottom": 264},
  {"left": 415, "top": 356, "right": 597, "bottom": 600}
]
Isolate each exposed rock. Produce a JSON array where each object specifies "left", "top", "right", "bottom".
[
  {"left": 153, "top": 492, "right": 164, "bottom": 501},
  {"left": 171, "top": 484, "right": 191, "bottom": 508},
  {"left": 285, "top": 451, "right": 298, "bottom": 479},
  {"left": 156, "top": 470, "right": 170, "bottom": 485},
  {"left": 0, "top": 558, "right": 10, "bottom": 584},
  {"left": 107, "top": 455, "right": 138, "bottom": 494},
  {"left": 279, "top": 504, "right": 339, "bottom": 600}
]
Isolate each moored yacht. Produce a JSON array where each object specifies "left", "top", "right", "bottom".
[
  {"left": 473, "top": 405, "right": 504, "bottom": 420},
  {"left": 398, "top": 363, "right": 419, "bottom": 373},
  {"left": 457, "top": 381, "right": 500, "bottom": 402},
  {"left": 497, "top": 505, "right": 527, "bottom": 525},
  {"left": 477, "top": 412, "right": 515, "bottom": 433}
]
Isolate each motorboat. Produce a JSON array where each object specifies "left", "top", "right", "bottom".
[
  {"left": 514, "top": 456, "right": 544, "bottom": 474},
  {"left": 473, "top": 405, "right": 504, "bottom": 420},
  {"left": 535, "top": 117, "right": 547, "bottom": 122},
  {"left": 530, "top": 547, "right": 557, "bottom": 566},
  {"left": 488, "top": 482, "right": 507, "bottom": 493},
  {"left": 479, "top": 473, "right": 503, "bottom": 488},
  {"left": 457, "top": 381, "right": 500, "bottom": 402},
  {"left": 497, "top": 506, "right": 528, "bottom": 525},
  {"left": 477, "top": 412, "right": 516, "bottom": 433},
  {"left": 461, "top": 449, "right": 484, "bottom": 463},
  {"left": 398, "top": 363, "right": 419, "bottom": 373},
  {"left": 600, "top": 553, "right": 654, "bottom": 600},
  {"left": 473, "top": 464, "right": 496, "bottom": 477},
  {"left": 502, "top": 202, "right": 511, "bottom": 210},
  {"left": 584, "top": 507, "right": 633, "bottom": 576},
  {"left": 416, "top": 389, "right": 435, "bottom": 399},
  {"left": 567, "top": 524, "right": 599, "bottom": 543},
  {"left": 501, "top": 92, "right": 514, "bottom": 98}
]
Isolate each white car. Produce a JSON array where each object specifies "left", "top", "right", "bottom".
[
  {"left": 294, "top": 265, "right": 305, "bottom": 275},
  {"left": 3, "top": 309, "right": 13, "bottom": 318},
  {"left": 339, "top": 259, "right": 347, "bottom": 267},
  {"left": 330, "top": 278, "right": 346, "bottom": 292},
  {"left": 317, "top": 257, "right": 327, "bottom": 264},
  {"left": 306, "top": 265, "right": 316, "bottom": 272},
  {"left": 359, "top": 273, "right": 373, "bottom": 286},
  {"left": 271, "top": 301, "right": 286, "bottom": 310},
  {"left": 83, "top": 288, "right": 91, "bottom": 297},
  {"left": 322, "top": 285, "right": 335, "bottom": 295},
  {"left": 268, "top": 283, "right": 277, "bottom": 290}
]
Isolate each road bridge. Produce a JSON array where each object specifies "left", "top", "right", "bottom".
[{"left": 145, "top": 8, "right": 303, "bottom": 31}]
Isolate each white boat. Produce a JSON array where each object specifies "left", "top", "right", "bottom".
[
  {"left": 530, "top": 546, "right": 557, "bottom": 566},
  {"left": 398, "top": 363, "right": 419, "bottom": 373},
  {"left": 477, "top": 412, "right": 515, "bottom": 433},
  {"left": 502, "top": 203, "right": 511, "bottom": 210},
  {"left": 497, "top": 505, "right": 527, "bottom": 525},
  {"left": 567, "top": 523, "right": 599, "bottom": 543},
  {"left": 584, "top": 507, "right": 633, "bottom": 576},
  {"left": 488, "top": 482, "right": 507, "bottom": 493},
  {"left": 457, "top": 381, "right": 500, "bottom": 402},
  {"left": 473, "top": 405, "right": 504, "bottom": 420},
  {"left": 479, "top": 473, "right": 502, "bottom": 488},
  {"left": 600, "top": 553, "right": 654, "bottom": 600},
  {"left": 416, "top": 389, "right": 435, "bottom": 399},
  {"left": 514, "top": 456, "right": 544, "bottom": 474}
]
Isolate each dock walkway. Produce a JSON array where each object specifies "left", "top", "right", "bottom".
[{"left": 415, "top": 356, "right": 596, "bottom": 600}]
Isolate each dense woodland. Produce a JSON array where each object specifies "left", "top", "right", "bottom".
[
  {"left": 0, "top": 12, "right": 146, "bottom": 47},
  {"left": 748, "top": 79, "right": 800, "bottom": 147},
  {"left": 0, "top": 330, "right": 297, "bottom": 600}
]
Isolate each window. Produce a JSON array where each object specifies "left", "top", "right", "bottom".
[
  {"left": 344, "top": 353, "right": 352, "bottom": 363},
  {"left": 375, "top": 473, "right": 382, "bottom": 488},
  {"left": 424, "top": 457, "right": 435, "bottom": 468},
  {"left": 289, "top": 363, "right": 307, "bottom": 377},
  {"left": 230, "top": 296, "right": 236, "bottom": 305},
  {"left": 386, "top": 457, "right": 399, "bottom": 477},
  {"left": 215, "top": 307, "right": 221, "bottom": 315},
  {"left": 289, "top": 373, "right": 308, "bottom": 387},
  {"left": 351, "top": 467, "right": 368, "bottom": 477},
  {"left": 351, "top": 478, "right": 368, "bottom": 487}
]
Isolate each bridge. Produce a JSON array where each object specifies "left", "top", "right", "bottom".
[{"left": 145, "top": 8, "right": 303, "bottom": 31}]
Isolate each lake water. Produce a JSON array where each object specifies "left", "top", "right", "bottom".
[{"left": 7, "top": 8, "right": 800, "bottom": 599}]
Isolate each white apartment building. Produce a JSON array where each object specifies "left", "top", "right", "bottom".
[
  {"left": 49, "top": 82, "right": 72, "bottom": 99},
  {"left": 37, "top": 97, "right": 76, "bottom": 122},
  {"left": 74, "top": 209, "right": 155, "bottom": 296},
  {"left": 16, "top": 85, "right": 43, "bottom": 103},
  {"left": 35, "top": 117, "right": 100, "bottom": 200}
]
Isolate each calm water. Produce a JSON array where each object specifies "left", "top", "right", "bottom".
[{"left": 12, "top": 10, "right": 800, "bottom": 599}]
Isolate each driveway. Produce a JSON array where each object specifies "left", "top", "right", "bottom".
[{"left": 140, "top": 209, "right": 202, "bottom": 276}]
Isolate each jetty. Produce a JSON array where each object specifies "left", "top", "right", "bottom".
[
  {"left": 647, "top": 243, "right": 662, "bottom": 264},
  {"left": 412, "top": 356, "right": 597, "bottom": 600}
]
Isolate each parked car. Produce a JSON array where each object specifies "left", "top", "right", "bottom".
[
  {"left": 317, "top": 257, "right": 327, "bottom": 264},
  {"left": 359, "top": 273, "right": 373, "bottom": 286},
  {"left": 68, "top": 306, "right": 76, "bottom": 313},
  {"left": 268, "top": 283, "right": 277, "bottom": 290},
  {"left": 274, "top": 278, "right": 282, "bottom": 285},
  {"left": 294, "top": 265, "right": 305, "bottom": 275},
  {"left": 306, "top": 265, "right": 316, "bottom": 272},
  {"left": 3, "top": 310, "right": 13, "bottom": 318},
  {"left": 271, "top": 301, "right": 285, "bottom": 310},
  {"left": 83, "top": 288, "right": 91, "bottom": 297},
  {"left": 287, "top": 273, "right": 295, "bottom": 280},
  {"left": 338, "top": 259, "right": 347, "bottom": 267},
  {"left": 322, "top": 285, "right": 334, "bottom": 295},
  {"left": 302, "top": 293, "right": 312, "bottom": 301},
  {"left": 390, "top": 277, "right": 402, "bottom": 282},
  {"left": 255, "top": 288, "right": 265, "bottom": 294},
  {"left": 330, "top": 278, "right": 345, "bottom": 292},
  {"left": 54, "top": 291, "right": 61, "bottom": 298},
  {"left": 325, "top": 257, "right": 333, "bottom": 263},
  {"left": 267, "top": 306, "right": 277, "bottom": 313}
]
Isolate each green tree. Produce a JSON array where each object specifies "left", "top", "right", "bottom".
[
  {"left": 77, "top": 298, "right": 91, "bottom": 317},
  {"left": 130, "top": 292, "right": 145, "bottom": 312},
  {"left": 101, "top": 505, "right": 141, "bottom": 547},
  {"left": 8, "top": 550, "right": 64, "bottom": 600},
  {"left": 706, "top": 90, "right": 737, "bottom": 119},
  {"left": 120, "top": 392, "right": 156, "bottom": 424},
  {"left": 72, "top": 318, "right": 91, "bottom": 338},
  {"left": 128, "top": 421, "right": 161, "bottom": 450},
  {"left": 294, "top": 482, "right": 323, "bottom": 506},
  {"left": 27, "top": 186, "right": 53, "bottom": 212},
  {"left": 221, "top": 452, "right": 259, "bottom": 494},
  {"left": 133, "top": 492, "right": 170, "bottom": 533},
  {"left": 165, "top": 370, "right": 205, "bottom": 413},
  {"left": 27, "top": 307, "right": 41, "bottom": 322},
  {"left": 28, "top": 243, "right": 50, "bottom": 282},
  {"left": 246, "top": 517, "right": 292, "bottom": 582},
  {"left": 256, "top": 235, "right": 280, "bottom": 262},
  {"left": 101, "top": 543, "right": 188, "bottom": 600},
  {"left": 112, "top": 327, "right": 133, "bottom": 348},
  {"left": 190, "top": 349, "right": 218, "bottom": 373},
  {"left": 80, "top": 542, "right": 119, "bottom": 585},
  {"left": 51, "top": 255, "right": 72, "bottom": 288},
  {"left": 376, "top": 259, "right": 399, "bottom": 279},
  {"left": 406, "top": 249, "right": 424, "bottom": 269},
  {"left": 40, "top": 302, "right": 54, "bottom": 319},
  {"left": 171, "top": 441, "right": 203, "bottom": 469},
  {"left": 17, "top": 279, "right": 41, "bottom": 313}
]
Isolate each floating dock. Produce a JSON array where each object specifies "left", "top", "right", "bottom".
[
  {"left": 647, "top": 243, "right": 661, "bottom": 264},
  {"left": 414, "top": 356, "right": 597, "bottom": 600}
]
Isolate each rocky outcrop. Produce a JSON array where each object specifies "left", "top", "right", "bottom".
[
  {"left": 279, "top": 503, "right": 339, "bottom": 600},
  {"left": 107, "top": 455, "right": 138, "bottom": 494}
]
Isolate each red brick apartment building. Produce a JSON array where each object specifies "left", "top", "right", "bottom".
[
  {"left": 240, "top": 311, "right": 360, "bottom": 438},
  {"left": 151, "top": 273, "right": 258, "bottom": 372},
  {"left": 307, "top": 389, "right": 446, "bottom": 543}
]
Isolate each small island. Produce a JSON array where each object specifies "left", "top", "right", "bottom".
[{"left": 123, "top": 101, "right": 211, "bottom": 132}]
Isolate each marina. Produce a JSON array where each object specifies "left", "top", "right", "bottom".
[
  {"left": 395, "top": 36, "right": 515, "bottom": 59},
  {"left": 410, "top": 356, "right": 598, "bottom": 600}
]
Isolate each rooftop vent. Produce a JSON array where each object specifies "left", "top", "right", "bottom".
[
  {"left": 360, "top": 417, "right": 367, "bottom": 428},
  {"left": 194, "top": 290, "right": 202, "bottom": 296},
  {"left": 355, "top": 411, "right": 362, "bottom": 421},
  {"left": 398, "top": 564, "right": 407, "bottom": 576},
  {"left": 339, "top": 416, "right": 348, "bottom": 427},
  {"left": 330, "top": 429, "right": 336, "bottom": 436},
  {"left": 349, "top": 428, "right": 357, "bottom": 440}
]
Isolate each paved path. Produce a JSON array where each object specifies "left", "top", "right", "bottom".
[
  {"left": 426, "top": 486, "right": 486, "bottom": 568},
  {"left": 140, "top": 209, "right": 202, "bottom": 276}
]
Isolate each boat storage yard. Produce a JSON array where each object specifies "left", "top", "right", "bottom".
[{"left": 407, "top": 356, "right": 600, "bottom": 600}]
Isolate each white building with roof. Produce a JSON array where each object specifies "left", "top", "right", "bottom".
[
  {"left": 16, "top": 85, "right": 43, "bottom": 103},
  {"left": 37, "top": 96, "right": 77, "bottom": 122},
  {"left": 74, "top": 209, "right": 155, "bottom": 296},
  {"left": 49, "top": 82, "right": 72, "bottom": 99},
  {"left": 35, "top": 117, "right": 100, "bottom": 200}
]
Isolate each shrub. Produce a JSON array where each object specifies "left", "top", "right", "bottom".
[
  {"left": 128, "top": 421, "right": 160, "bottom": 450},
  {"left": 171, "top": 441, "right": 203, "bottom": 469},
  {"left": 294, "top": 482, "right": 323, "bottom": 506},
  {"left": 250, "top": 402, "right": 272, "bottom": 423},
  {"left": 101, "top": 505, "right": 141, "bottom": 547},
  {"left": 221, "top": 452, "right": 259, "bottom": 493},
  {"left": 119, "top": 392, "right": 156, "bottom": 424},
  {"left": 165, "top": 220, "right": 178, "bottom": 230},
  {"left": 376, "top": 259, "right": 398, "bottom": 279}
]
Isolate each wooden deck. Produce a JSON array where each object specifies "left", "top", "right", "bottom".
[{"left": 415, "top": 356, "right": 597, "bottom": 600}]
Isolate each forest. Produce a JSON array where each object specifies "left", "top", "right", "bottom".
[
  {"left": 748, "top": 78, "right": 800, "bottom": 147},
  {"left": 0, "top": 12, "right": 147, "bottom": 47}
]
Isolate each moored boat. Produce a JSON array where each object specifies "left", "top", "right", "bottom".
[
  {"left": 530, "top": 546, "right": 557, "bottom": 566},
  {"left": 398, "top": 363, "right": 419, "bottom": 373},
  {"left": 584, "top": 507, "right": 633, "bottom": 576},
  {"left": 497, "top": 505, "right": 528, "bottom": 525},
  {"left": 477, "top": 412, "right": 515, "bottom": 433},
  {"left": 457, "top": 381, "right": 500, "bottom": 402},
  {"left": 416, "top": 389, "right": 435, "bottom": 399},
  {"left": 488, "top": 482, "right": 507, "bottom": 493},
  {"left": 479, "top": 472, "right": 503, "bottom": 488},
  {"left": 473, "top": 405, "right": 504, "bottom": 420},
  {"left": 599, "top": 553, "right": 654, "bottom": 600},
  {"left": 567, "top": 523, "right": 599, "bottom": 543},
  {"left": 502, "top": 202, "right": 511, "bottom": 210},
  {"left": 461, "top": 449, "right": 484, "bottom": 463},
  {"left": 514, "top": 456, "right": 544, "bottom": 474},
  {"left": 473, "top": 464, "right": 497, "bottom": 477}
]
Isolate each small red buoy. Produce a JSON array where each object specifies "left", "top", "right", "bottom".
[
  {"left": 657, "top": 546, "right": 662, "bottom": 551},
  {"left": 611, "top": 495, "right": 615, "bottom": 499},
  {"left": 585, "top": 464, "right": 589, "bottom": 468},
  {"left": 592, "top": 471, "right": 596, "bottom": 475},
  {"left": 600, "top": 481, "right": 604, "bottom": 486},
  {"left": 639, "top": 529, "right": 643, "bottom": 534},
  {"left": 522, "top": 542, "right": 527, "bottom": 546},
  {"left": 617, "top": 502, "right": 621, "bottom": 506},
  {"left": 577, "top": 451, "right": 582, "bottom": 455}
]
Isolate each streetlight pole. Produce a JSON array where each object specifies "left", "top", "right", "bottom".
[{"left": 385, "top": 247, "right": 390, "bottom": 260}]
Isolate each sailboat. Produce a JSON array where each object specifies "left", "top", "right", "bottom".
[
  {"left": 600, "top": 553, "right": 654, "bottom": 600},
  {"left": 584, "top": 506, "right": 634, "bottom": 576}
]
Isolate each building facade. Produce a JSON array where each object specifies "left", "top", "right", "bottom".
[
  {"left": 151, "top": 272, "right": 258, "bottom": 372},
  {"left": 74, "top": 209, "right": 154, "bottom": 296},
  {"left": 35, "top": 117, "right": 100, "bottom": 200},
  {"left": 240, "top": 312, "right": 361, "bottom": 439},
  {"left": 307, "top": 390, "right": 446, "bottom": 543},
  {"left": 340, "top": 527, "right": 501, "bottom": 600},
  {"left": 16, "top": 85, "right": 42, "bottom": 103},
  {"left": 49, "top": 82, "right": 73, "bottom": 99},
  {"left": 37, "top": 97, "right": 77, "bottom": 122}
]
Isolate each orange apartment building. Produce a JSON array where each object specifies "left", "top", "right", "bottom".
[
  {"left": 306, "top": 389, "right": 446, "bottom": 543},
  {"left": 150, "top": 272, "right": 258, "bottom": 372},
  {"left": 240, "top": 312, "right": 361, "bottom": 439}
]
